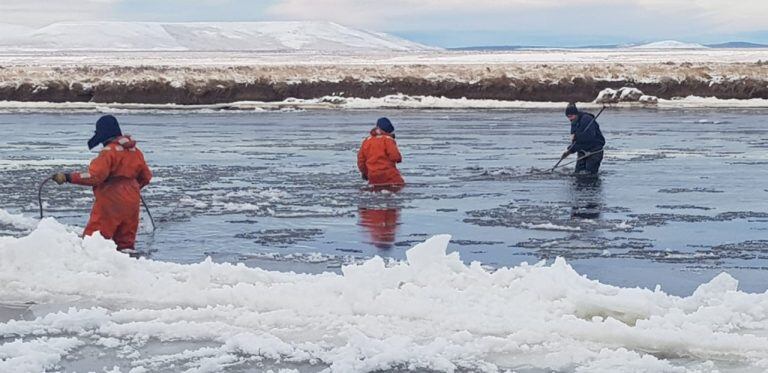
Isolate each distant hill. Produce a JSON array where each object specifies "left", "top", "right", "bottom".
[
  {"left": 630, "top": 40, "right": 708, "bottom": 49},
  {"left": 453, "top": 40, "right": 768, "bottom": 51},
  {"left": 705, "top": 41, "right": 768, "bottom": 48},
  {"left": 450, "top": 45, "right": 538, "bottom": 51},
  {"left": 0, "top": 21, "right": 438, "bottom": 52},
  {"left": 449, "top": 44, "right": 621, "bottom": 51},
  {"left": 0, "top": 23, "right": 33, "bottom": 37}
]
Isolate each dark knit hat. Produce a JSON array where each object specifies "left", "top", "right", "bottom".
[
  {"left": 565, "top": 103, "right": 579, "bottom": 116},
  {"left": 376, "top": 117, "right": 395, "bottom": 133},
  {"left": 88, "top": 115, "right": 122, "bottom": 149}
]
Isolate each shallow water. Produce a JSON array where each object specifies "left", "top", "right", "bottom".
[{"left": 1, "top": 108, "right": 767, "bottom": 295}]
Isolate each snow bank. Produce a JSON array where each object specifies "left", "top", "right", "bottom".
[
  {"left": 1, "top": 219, "right": 767, "bottom": 372},
  {"left": 3, "top": 93, "right": 768, "bottom": 113},
  {"left": 595, "top": 87, "right": 659, "bottom": 105},
  {"left": 311, "top": 94, "right": 571, "bottom": 109},
  {"left": 2, "top": 49, "right": 768, "bottom": 104},
  {"left": 661, "top": 96, "right": 768, "bottom": 108},
  {"left": 0, "top": 209, "right": 38, "bottom": 231}
]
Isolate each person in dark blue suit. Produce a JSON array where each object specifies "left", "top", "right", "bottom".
[{"left": 561, "top": 103, "right": 605, "bottom": 174}]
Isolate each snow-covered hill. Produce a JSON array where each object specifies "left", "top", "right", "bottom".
[
  {"left": 631, "top": 40, "right": 708, "bottom": 49},
  {"left": 0, "top": 23, "right": 33, "bottom": 40},
  {"left": 0, "top": 21, "right": 436, "bottom": 52}
]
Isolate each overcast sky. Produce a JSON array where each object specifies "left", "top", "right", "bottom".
[{"left": 1, "top": 0, "right": 767, "bottom": 47}]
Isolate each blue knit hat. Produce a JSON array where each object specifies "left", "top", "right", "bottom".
[
  {"left": 88, "top": 115, "right": 122, "bottom": 149},
  {"left": 376, "top": 117, "right": 395, "bottom": 133}
]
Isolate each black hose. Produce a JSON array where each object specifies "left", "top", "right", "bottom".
[
  {"left": 38, "top": 177, "right": 51, "bottom": 219},
  {"left": 141, "top": 195, "right": 157, "bottom": 232},
  {"left": 38, "top": 175, "right": 157, "bottom": 234}
]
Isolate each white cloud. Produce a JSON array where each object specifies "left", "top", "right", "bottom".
[
  {"left": 266, "top": 0, "right": 768, "bottom": 33},
  {"left": 636, "top": 0, "right": 768, "bottom": 31}
]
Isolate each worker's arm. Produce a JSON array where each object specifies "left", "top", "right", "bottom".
[
  {"left": 69, "top": 149, "right": 113, "bottom": 186},
  {"left": 385, "top": 137, "right": 403, "bottom": 163},
  {"left": 136, "top": 150, "right": 152, "bottom": 189},
  {"left": 357, "top": 139, "right": 369, "bottom": 177}
]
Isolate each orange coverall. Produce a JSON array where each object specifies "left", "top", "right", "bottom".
[
  {"left": 357, "top": 129, "right": 404, "bottom": 186},
  {"left": 70, "top": 136, "right": 152, "bottom": 249}
]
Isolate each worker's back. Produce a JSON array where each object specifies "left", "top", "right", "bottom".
[{"left": 357, "top": 129, "right": 404, "bottom": 186}]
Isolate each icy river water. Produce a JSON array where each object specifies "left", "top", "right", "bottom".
[
  {"left": 1, "top": 108, "right": 768, "bottom": 372},
  {"left": 2, "top": 109, "right": 766, "bottom": 294}
]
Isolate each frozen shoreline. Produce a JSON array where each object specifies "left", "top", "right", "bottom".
[
  {"left": 2, "top": 50, "right": 768, "bottom": 105},
  {"left": 3, "top": 48, "right": 768, "bottom": 65},
  {"left": 1, "top": 94, "right": 768, "bottom": 113}
]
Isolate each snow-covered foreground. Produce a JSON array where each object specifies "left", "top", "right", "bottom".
[{"left": 1, "top": 218, "right": 768, "bottom": 372}]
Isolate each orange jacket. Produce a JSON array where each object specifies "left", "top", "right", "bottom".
[
  {"left": 357, "top": 129, "right": 404, "bottom": 186},
  {"left": 70, "top": 136, "right": 152, "bottom": 249}
]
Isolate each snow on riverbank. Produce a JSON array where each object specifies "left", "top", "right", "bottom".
[
  {"left": 1, "top": 218, "right": 767, "bottom": 372},
  {"left": 1, "top": 94, "right": 768, "bottom": 113}
]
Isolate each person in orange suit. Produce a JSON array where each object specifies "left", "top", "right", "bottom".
[
  {"left": 357, "top": 117, "right": 404, "bottom": 189},
  {"left": 52, "top": 115, "right": 152, "bottom": 251}
]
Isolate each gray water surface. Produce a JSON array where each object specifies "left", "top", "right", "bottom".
[{"left": 1, "top": 109, "right": 767, "bottom": 295}]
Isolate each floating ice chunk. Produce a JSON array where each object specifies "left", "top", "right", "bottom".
[
  {"left": 522, "top": 222, "right": 582, "bottom": 231},
  {"left": 0, "top": 209, "right": 39, "bottom": 231},
  {"left": 0, "top": 337, "right": 83, "bottom": 372}
]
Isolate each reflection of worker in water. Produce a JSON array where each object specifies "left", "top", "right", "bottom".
[
  {"left": 358, "top": 207, "right": 400, "bottom": 249},
  {"left": 570, "top": 175, "right": 603, "bottom": 220}
]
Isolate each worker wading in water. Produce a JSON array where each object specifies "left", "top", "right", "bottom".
[
  {"left": 52, "top": 115, "right": 152, "bottom": 251},
  {"left": 357, "top": 117, "right": 405, "bottom": 191},
  {"left": 561, "top": 103, "right": 606, "bottom": 175}
]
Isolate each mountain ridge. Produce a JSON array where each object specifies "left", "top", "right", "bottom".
[
  {"left": 450, "top": 40, "right": 768, "bottom": 51},
  {"left": 0, "top": 21, "right": 437, "bottom": 52}
]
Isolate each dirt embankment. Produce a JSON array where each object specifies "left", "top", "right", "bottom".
[{"left": 1, "top": 62, "right": 767, "bottom": 104}]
